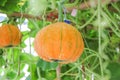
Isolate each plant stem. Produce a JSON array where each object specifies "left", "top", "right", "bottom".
[
  {"left": 37, "top": 67, "right": 42, "bottom": 80},
  {"left": 18, "top": 54, "right": 20, "bottom": 76},
  {"left": 97, "top": 0, "right": 104, "bottom": 77},
  {"left": 79, "top": 11, "right": 97, "bottom": 29},
  {"left": 56, "top": 64, "right": 61, "bottom": 80},
  {"left": 57, "top": 1, "right": 63, "bottom": 22}
]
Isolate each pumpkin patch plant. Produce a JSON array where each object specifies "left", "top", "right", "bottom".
[
  {"left": 34, "top": 22, "right": 84, "bottom": 64},
  {"left": 0, "top": 0, "right": 120, "bottom": 80},
  {"left": 0, "top": 24, "right": 22, "bottom": 48}
]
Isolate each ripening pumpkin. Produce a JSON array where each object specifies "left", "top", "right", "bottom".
[
  {"left": 34, "top": 22, "right": 84, "bottom": 64},
  {"left": 0, "top": 24, "right": 22, "bottom": 48}
]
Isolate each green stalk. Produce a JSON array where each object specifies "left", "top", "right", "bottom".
[
  {"left": 102, "top": 7, "right": 120, "bottom": 37},
  {"left": 57, "top": 1, "right": 63, "bottom": 22},
  {"left": 37, "top": 67, "right": 42, "bottom": 80},
  {"left": 79, "top": 11, "right": 97, "bottom": 29},
  {"left": 97, "top": 0, "right": 104, "bottom": 77},
  {"left": 60, "top": 65, "right": 77, "bottom": 77},
  {"left": 111, "top": 3, "right": 120, "bottom": 13},
  {"left": 65, "top": 0, "right": 79, "bottom": 7}
]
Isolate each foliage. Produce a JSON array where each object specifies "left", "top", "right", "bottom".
[{"left": 0, "top": 0, "right": 120, "bottom": 80}]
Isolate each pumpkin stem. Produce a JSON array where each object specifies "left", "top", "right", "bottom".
[
  {"left": 57, "top": 1, "right": 63, "bottom": 22},
  {"left": 56, "top": 63, "right": 61, "bottom": 80}
]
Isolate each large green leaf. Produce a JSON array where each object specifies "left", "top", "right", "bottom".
[
  {"left": 6, "top": 70, "right": 17, "bottom": 80},
  {"left": 16, "top": 72, "right": 25, "bottom": 80},
  {"left": 22, "top": 34, "right": 29, "bottom": 41},
  {"left": 22, "top": 31, "right": 30, "bottom": 36},
  {"left": 0, "top": 49, "right": 3, "bottom": 55},
  {"left": 44, "top": 70, "right": 56, "bottom": 80},
  {"left": 0, "top": 0, "right": 7, "bottom": 7},
  {"left": 0, "top": 56, "right": 5, "bottom": 67},
  {"left": 29, "top": 30, "right": 38, "bottom": 37},
  {"left": 0, "top": 0, "right": 20, "bottom": 13},
  {"left": 107, "top": 62, "right": 120, "bottom": 80},
  {"left": 28, "top": 20, "right": 43, "bottom": 30},
  {"left": 29, "top": 64, "right": 38, "bottom": 80},
  {"left": 20, "top": 53, "right": 38, "bottom": 64},
  {"left": 37, "top": 59, "right": 58, "bottom": 71}
]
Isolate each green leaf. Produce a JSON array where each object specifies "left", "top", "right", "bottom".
[
  {"left": 107, "top": 62, "right": 120, "bottom": 80},
  {"left": 21, "top": 42, "right": 27, "bottom": 48},
  {"left": 22, "top": 34, "right": 29, "bottom": 41},
  {"left": 22, "top": 31, "right": 30, "bottom": 35},
  {"left": 6, "top": 70, "right": 17, "bottom": 80},
  {"left": 20, "top": 53, "right": 38, "bottom": 64},
  {"left": 16, "top": 72, "right": 25, "bottom": 80},
  {"left": 0, "top": 0, "right": 20, "bottom": 13},
  {"left": 0, "top": 56, "right": 5, "bottom": 67},
  {"left": 29, "top": 30, "right": 38, "bottom": 37},
  {"left": 0, "top": 0, "right": 7, "bottom": 6},
  {"left": 44, "top": 70, "right": 56, "bottom": 80},
  {"left": 29, "top": 64, "right": 38, "bottom": 80},
  {"left": 18, "top": 0, "right": 28, "bottom": 11},
  {"left": 110, "top": 34, "right": 120, "bottom": 47},
  {"left": 28, "top": 20, "right": 40, "bottom": 30},
  {"left": 37, "top": 59, "right": 58, "bottom": 71},
  {"left": 0, "top": 49, "right": 3, "bottom": 55},
  {"left": 28, "top": 20, "right": 45, "bottom": 30},
  {"left": 20, "top": 53, "right": 31, "bottom": 61},
  {"left": 12, "top": 48, "right": 20, "bottom": 63}
]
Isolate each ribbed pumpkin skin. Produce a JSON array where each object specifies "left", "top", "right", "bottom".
[
  {"left": 0, "top": 24, "right": 22, "bottom": 47},
  {"left": 34, "top": 22, "right": 84, "bottom": 63}
]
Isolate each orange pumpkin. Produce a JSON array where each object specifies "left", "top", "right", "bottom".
[
  {"left": 34, "top": 22, "right": 84, "bottom": 63},
  {"left": 0, "top": 24, "right": 22, "bottom": 48}
]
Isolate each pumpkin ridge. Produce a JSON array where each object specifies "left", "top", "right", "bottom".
[
  {"left": 72, "top": 31, "right": 82, "bottom": 61},
  {"left": 13, "top": 27, "right": 21, "bottom": 45},
  {"left": 13, "top": 27, "right": 18, "bottom": 42},
  {"left": 7, "top": 25, "right": 13, "bottom": 46},
  {"left": 67, "top": 28, "right": 79, "bottom": 62},
  {"left": 58, "top": 25, "right": 63, "bottom": 61},
  {"left": 40, "top": 27, "right": 51, "bottom": 61},
  {"left": 45, "top": 28, "right": 54, "bottom": 61},
  {"left": 41, "top": 26, "right": 56, "bottom": 61},
  {"left": 71, "top": 34, "right": 84, "bottom": 61}
]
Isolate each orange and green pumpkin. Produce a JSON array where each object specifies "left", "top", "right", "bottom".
[
  {"left": 0, "top": 24, "right": 22, "bottom": 48},
  {"left": 34, "top": 22, "right": 84, "bottom": 63}
]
